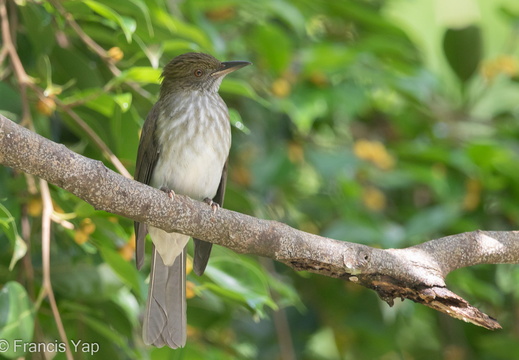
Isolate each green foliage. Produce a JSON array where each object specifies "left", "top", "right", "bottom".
[
  {"left": 0, "top": 282, "right": 34, "bottom": 359},
  {"left": 1, "top": 0, "right": 519, "bottom": 359}
]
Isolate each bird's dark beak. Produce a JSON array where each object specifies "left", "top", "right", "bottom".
[{"left": 212, "top": 60, "right": 252, "bottom": 77}]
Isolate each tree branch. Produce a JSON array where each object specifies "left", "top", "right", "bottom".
[{"left": 1, "top": 114, "right": 518, "bottom": 330}]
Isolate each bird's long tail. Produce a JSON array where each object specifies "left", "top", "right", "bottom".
[{"left": 143, "top": 246, "right": 186, "bottom": 348}]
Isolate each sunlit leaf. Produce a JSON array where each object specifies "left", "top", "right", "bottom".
[
  {"left": 115, "top": 67, "right": 162, "bottom": 84},
  {"left": 83, "top": 0, "right": 136, "bottom": 42},
  {"left": 113, "top": 93, "right": 132, "bottom": 113}
]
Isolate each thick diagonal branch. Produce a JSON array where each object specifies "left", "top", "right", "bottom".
[{"left": 1, "top": 114, "right": 518, "bottom": 330}]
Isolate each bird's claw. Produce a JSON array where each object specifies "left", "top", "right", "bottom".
[
  {"left": 160, "top": 187, "right": 175, "bottom": 199},
  {"left": 203, "top": 197, "right": 220, "bottom": 213}
]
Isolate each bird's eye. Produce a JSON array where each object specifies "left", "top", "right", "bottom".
[{"left": 194, "top": 69, "right": 204, "bottom": 77}]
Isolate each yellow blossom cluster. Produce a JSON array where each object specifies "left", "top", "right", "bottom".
[
  {"left": 481, "top": 55, "right": 518, "bottom": 81},
  {"left": 74, "top": 218, "right": 96, "bottom": 245},
  {"left": 353, "top": 139, "right": 395, "bottom": 170}
]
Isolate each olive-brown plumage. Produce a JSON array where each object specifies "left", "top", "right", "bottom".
[{"left": 134, "top": 53, "right": 250, "bottom": 348}]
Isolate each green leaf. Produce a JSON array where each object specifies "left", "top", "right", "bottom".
[
  {"left": 443, "top": 25, "right": 482, "bottom": 83},
  {"left": 109, "top": 107, "right": 141, "bottom": 160},
  {"left": 220, "top": 78, "right": 259, "bottom": 100},
  {"left": 111, "top": 287, "right": 140, "bottom": 327},
  {"left": 203, "top": 254, "right": 277, "bottom": 318},
  {"left": 0, "top": 282, "right": 34, "bottom": 358},
  {"left": 113, "top": 93, "right": 132, "bottom": 113},
  {"left": 51, "top": 47, "right": 103, "bottom": 89},
  {"left": 154, "top": 12, "right": 212, "bottom": 50},
  {"left": 18, "top": 2, "right": 56, "bottom": 55},
  {"left": 162, "top": 39, "right": 200, "bottom": 53},
  {"left": 83, "top": 0, "right": 136, "bottom": 42},
  {"left": 406, "top": 204, "right": 460, "bottom": 240},
  {"left": 127, "top": 0, "right": 154, "bottom": 37},
  {"left": 284, "top": 89, "right": 329, "bottom": 134},
  {"left": 134, "top": 36, "right": 163, "bottom": 68},
  {"left": 9, "top": 235, "right": 27, "bottom": 272},
  {"left": 306, "top": 327, "right": 341, "bottom": 360},
  {"left": 51, "top": 262, "right": 124, "bottom": 301},
  {"left": 228, "top": 108, "right": 250, "bottom": 134},
  {"left": 74, "top": 201, "right": 97, "bottom": 218},
  {"left": 0, "top": 83, "right": 22, "bottom": 118},
  {"left": 84, "top": 94, "right": 116, "bottom": 117},
  {"left": 250, "top": 24, "right": 292, "bottom": 75},
  {"left": 266, "top": 0, "right": 306, "bottom": 35},
  {"left": 67, "top": 312, "right": 136, "bottom": 358},
  {"left": 115, "top": 67, "right": 162, "bottom": 84},
  {"left": 0, "top": 203, "right": 27, "bottom": 270},
  {"left": 99, "top": 247, "right": 143, "bottom": 299}
]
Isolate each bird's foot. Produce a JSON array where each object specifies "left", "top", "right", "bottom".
[
  {"left": 203, "top": 197, "right": 220, "bottom": 213},
  {"left": 160, "top": 186, "right": 176, "bottom": 199}
]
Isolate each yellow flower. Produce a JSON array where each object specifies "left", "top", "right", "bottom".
[
  {"left": 271, "top": 78, "right": 291, "bottom": 98},
  {"left": 107, "top": 47, "right": 124, "bottom": 63},
  {"left": 80, "top": 218, "right": 95, "bottom": 234},
  {"left": 186, "top": 281, "right": 196, "bottom": 299},
  {"left": 463, "top": 178, "right": 481, "bottom": 211},
  {"left": 36, "top": 97, "right": 56, "bottom": 116},
  {"left": 362, "top": 186, "right": 386, "bottom": 212},
  {"left": 481, "top": 55, "right": 519, "bottom": 81},
  {"left": 309, "top": 71, "right": 328, "bottom": 88},
  {"left": 118, "top": 242, "right": 134, "bottom": 261},
  {"left": 354, "top": 139, "right": 395, "bottom": 170},
  {"left": 288, "top": 141, "right": 304, "bottom": 163},
  {"left": 118, "top": 234, "right": 135, "bottom": 261},
  {"left": 27, "top": 198, "right": 42, "bottom": 217},
  {"left": 74, "top": 231, "right": 89, "bottom": 245},
  {"left": 205, "top": 6, "right": 236, "bottom": 21},
  {"left": 73, "top": 218, "right": 96, "bottom": 245}
]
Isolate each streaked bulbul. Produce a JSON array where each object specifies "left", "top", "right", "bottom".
[{"left": 134, "top": 52, "right": 251, "bottom": 348}]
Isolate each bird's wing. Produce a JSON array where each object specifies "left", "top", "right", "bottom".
[
  {"left": 134, "top": 103, "right": 161, "bottom": 270},
  {"left": 192, "top": 159, "right": 228, "bottom": 276}
]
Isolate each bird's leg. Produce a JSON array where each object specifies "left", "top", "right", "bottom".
[
  {"left": 203, "top": 197, "right": 220, "bottom": 213},
  {"left": 160, "top": 186, "right": 176, "bottom": 199}
]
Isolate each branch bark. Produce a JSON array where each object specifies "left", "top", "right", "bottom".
[{"left": 1, "top": 114, "right": 518, "bottom": 330}]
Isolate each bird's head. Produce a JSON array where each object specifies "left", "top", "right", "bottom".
[{"left": 160, "top": 52, "right": 251, "bottom": 95}]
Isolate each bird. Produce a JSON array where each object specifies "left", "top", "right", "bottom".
[{"left": 133, "top": 52, "right": 251, "bottom": 348}]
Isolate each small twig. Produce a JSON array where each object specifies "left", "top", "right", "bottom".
[
  {"left": 50, "top": 213, "right": 75, "bottom": 230},
  {"left": 24, "top": 173, "right": 38, "bottom": 195},
  {"left": 0, "top": 0, "right": 31, "bottom": 125},
  {"left": 0, "top": 46, "right": 8, "bottom": 66},
  {"left": 0, "top": 0, "right": 29, "bottom": 84},
  {"left": 40, "top": 179, "right": 74, "bottom": 360}
]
